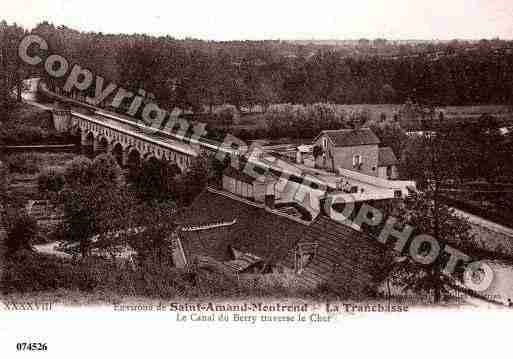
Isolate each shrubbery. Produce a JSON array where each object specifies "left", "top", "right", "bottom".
[
  {"left": 0, "top": 105, "right": 66, "bottom": 146},
  {"left": 63, "top": 156, "right": 93, "bottom": 186},
  {"left": 0, "top": 124, "right": 47, "bottom": 145},
  {"left": 2, "top": 251, "right": 99, "bottom": 293},
  {"left": 4, "top": 153, "right": 75, "bottom": 174},
  {"left": 5, "top": 212, "right": 39, "bottom": 254},
  {"left": 1, "top": 251, "right": 193, "bottom": 297},
  {"left": 5, "top": 153, "right": 41, "bottom": 174},
  {"left": 0, "top": 124, "right": 68, "bottom": 146},
  {"left": 63, "top": 154, "right": 120, "bottom": 187},
  {"left": 89, "top": 153, "right": 121, "bottom": 185},
  {"left": 214, "top": 105, "right": 238, "bottom": 126},
  {"left": 0, "top": 250, "right": 312, "bottom": 299},
  {"left": 38, "top": 166, "right": 66, "bottom": 193}
]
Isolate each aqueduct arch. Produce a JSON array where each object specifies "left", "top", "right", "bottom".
[
  {"left": 97, "top": 136, "right": 110, "bottom": 154},
  {"left": 75, "top": 112, "right": 196, "bottom": 171},
  {"left": 111, "top": 143, "right": 124, "bottom": 167},
  {"left": 127, "top": 148, "right": 141, "bottom": 169},
  {"left": 82, "top": 131, "right": 95, "bottom": 157}
]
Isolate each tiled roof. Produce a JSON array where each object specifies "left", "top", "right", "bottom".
[
  {"left": 378, "top": 147, "right": 399, "bottom": 167},
  {"left": 223, "top": 164, "right": 276, "bottom": 184},
  {"left": 315, "top": 128, "right": 381, "bottom": 147},
  {"left": 223, "top": 166, "right": 258, "bottom": 184},
  {"left": 178, "top": 189, "right": 305, "bottom": 265},
  {"left": 224, "top": 252, "right": 263, "bottom": 272},
  {"left": 177, "top": 188, "right": 392, "bottom": 296}
]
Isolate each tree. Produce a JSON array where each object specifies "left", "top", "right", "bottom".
[
  {"left": 123, "top": 201, "right": 177, "bottom": 264},
  {"left": 380, "top": 84, "right": 397, "bottom": 103},
  {"left": 60, "top": 154, "right": 122, "bottom": 257},
  {"left": 394, "top": 109, "right": 474, "bottom": 303},
  {"left": 388, "top": 191, "right": 474, "bottom": 303},
  {"left": 176, "top": 155, "right": 208, "bottom": 205},
  {"left": 38, "top": 167, "right": 65, "bottom": 193},
  {"left": 0, "top": 21, "right": 27, "bottom": 121},
  {"left": 368, "top": 119, "right": 408, "bottom": 160},
  {"left": 206, "top": 153, "right": 229, "bottom": 186},
  {"left": 5, "top": 212, "right": 38, "bottom": 255},
  {"left": 63, "top": 156, "right": 94, "bottom": 187},
  {"left": 399, "top": 106, "right": 459, "bottom": 188},
  {"left": 89, "top": 153, "right": 121, "bottom": 185},
  {"left": 128, "top": 157, "right": 181, "bottom": 201}
]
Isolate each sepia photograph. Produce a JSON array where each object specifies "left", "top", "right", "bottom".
[{"left": 1, "top": 0, "right": 513, "bottom": 357}]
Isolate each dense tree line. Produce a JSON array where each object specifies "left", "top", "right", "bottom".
[
  {"left": 0, "top": 21, "right": 28, "bottom": 121},
  {"left": 48, "top": 153, "right": 208, "bottom": 258},
  {"left": 1, "top": 21, "right": 511, "bottom": 118},
  {"left": 400, "top": 115, "right": 513, "bottom": 184}
]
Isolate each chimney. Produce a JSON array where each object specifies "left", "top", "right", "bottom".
[{"left": 296, "top": 150, "right": 303, "bottom": 164}]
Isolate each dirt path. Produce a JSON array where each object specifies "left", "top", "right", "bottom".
[{"left": 33, "top": 242, "right": 71, "bottom": 259}]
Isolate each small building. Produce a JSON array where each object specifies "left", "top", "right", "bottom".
[
  {"left": 312, "top": 128, "right": 381, "bottom": 176},
  {"left": 378, "top": 147, "right": 399, "bottom": 180},
  {"left": 296, "top": 144, "right": 311, "bottom": 162},
  {"left": 221, "top": 166, "right": 279, "bottom": 205}
]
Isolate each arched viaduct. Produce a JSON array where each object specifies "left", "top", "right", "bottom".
[{"left": 72, "top": 112, "right": 199, "bottom": 172}]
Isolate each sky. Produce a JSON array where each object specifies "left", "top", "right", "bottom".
[{"left": 1, "top": 0, "right": 512, "bottom": 40}]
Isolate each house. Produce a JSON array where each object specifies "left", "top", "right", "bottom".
[
  {"left": 312, "top": 128, "right": 380, "bottom": 176},
  {"left": 378, "top": 147, "right": 399, "bottom": 180},
  {"left": 173, "top": 168, "right": 393, "bottom": 297},
  {"left": 221, "top": 166, "right": 279, "bottom": 205},
  {"left": 296, "top": 145, "right": 315, "bottom": 167},
  {"left": 312, "top": 128, "right": 399, "bottom": 180}
]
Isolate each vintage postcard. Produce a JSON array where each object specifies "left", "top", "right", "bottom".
[{"left": 1, "top": 0, "right": 513, "bottom": 357}]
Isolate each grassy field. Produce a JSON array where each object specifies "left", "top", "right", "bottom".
[
  {"left": 7, "top": 104, "right": 52, "bottom": 127},
  {"left": 3, "top": 152, "right": 75, "bottom": 175},
  {"left": 443, "top": 105, "right": 511, "bottom": 116},
  {"left": 0, "top": 102, "right": 69, "bottom": 146},
  {"left": 229, "top": 103, "right": 513, "bottom": 133},
  {"left": 3, "top": 152, "right": 76, "bottom": 201}
]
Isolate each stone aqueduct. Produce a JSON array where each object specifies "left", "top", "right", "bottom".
[{"left": 60, "top": 110, "right": 199, "bottom": 172}]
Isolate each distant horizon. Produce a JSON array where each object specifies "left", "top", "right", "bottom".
[
  {"left": 2, "top": 0, "right": 513, "bottom": 42},
  {"left": 3, "top": 20, "right": 511, "bottom": 43}
]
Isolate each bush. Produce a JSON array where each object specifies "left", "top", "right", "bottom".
[
  {"left": 5, "top": 212, "right": 39, "bottom": 254},
  {"left": 0, "top": 250, "right": 322, "bottom": 299},
  {"left": 63, "top": 156, "right": 93, "bottom": 186},
  {"left": 0, "top": 104, "right": 68, "bottom": 145},
  {"left": 90, "top": 153, "right": 121, "bottom": 185},
  {"left": 5, "top": 153, "right": 75, "bottom": 175},
  {"left": 5, "top": 153, "right": 40, "bottom": 174},
  {"left": 128, "top": 158, "right": 181, "bottom": 201},
  {"left": 63, "top": 154, "right": 122, "bottom": 188},
  {"left": 0, "top": 124, "right": 45, "bottom": 145},
  {"left": 1, "top": 251, "right": 98, "bottom": 293},
  {"left": 38, "top": 166, "right": 65, "bottom": 193},
  {"left": 214, "top": 105, "right": 238, "bottom": 126},
  {"left": 0, "top": 251, "right": 193, "bottom": 297}
]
